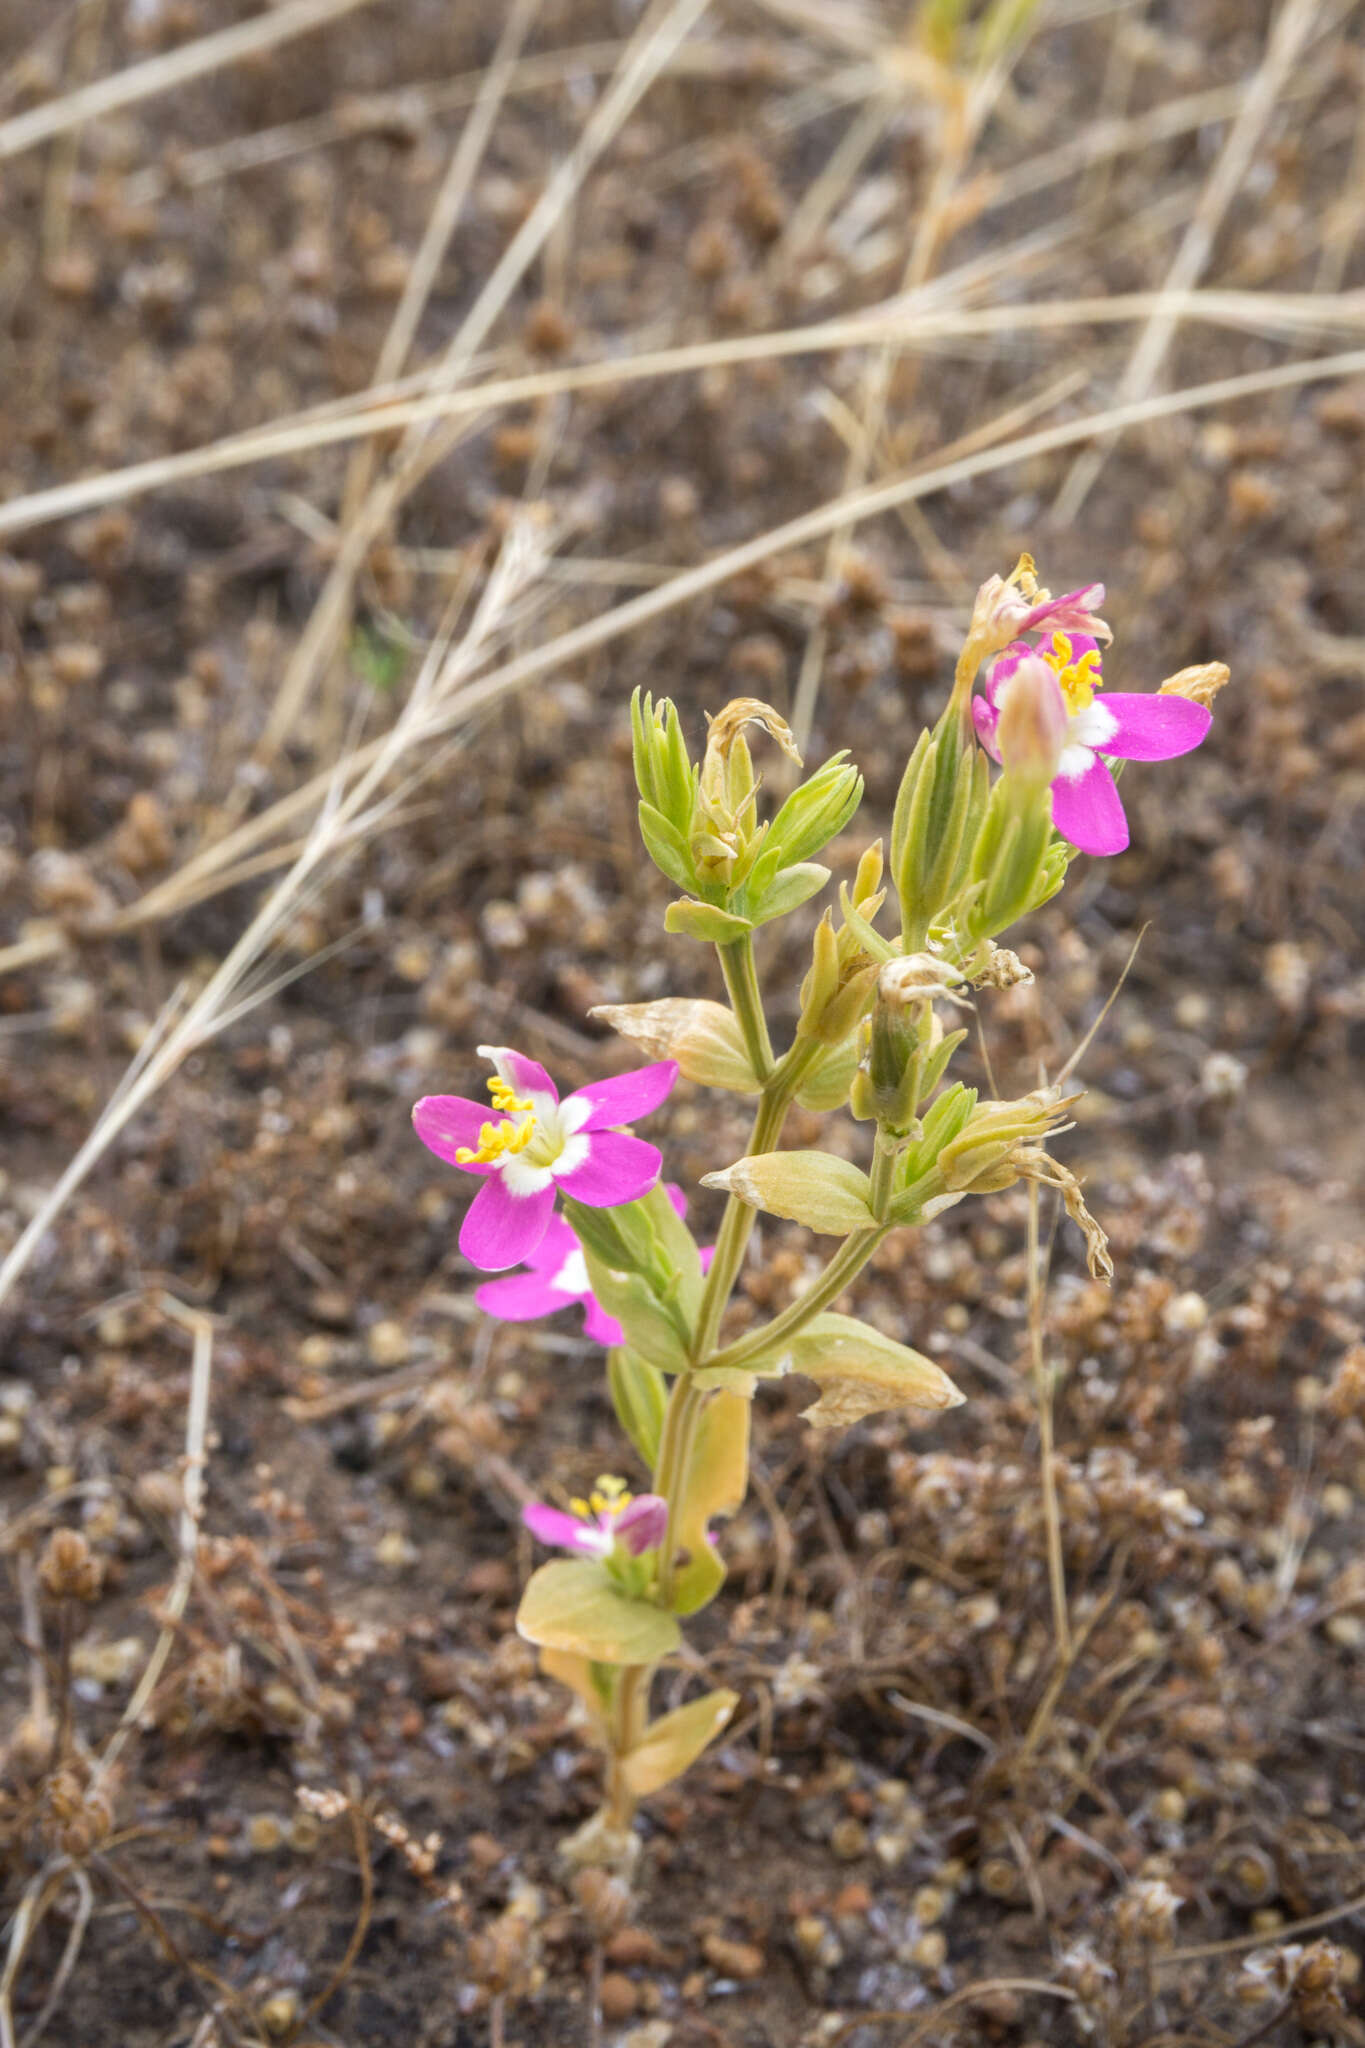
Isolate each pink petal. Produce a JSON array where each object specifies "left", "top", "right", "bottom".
[
  {"left": 1021, "top": 584, "right": 1109, "bottom": 642},
  {"left": 459, "top": 1177, "right": 556, "bottom": 1271},
  {"left": 699, "top": 1245, "right": 716, "bottom": 1274},
  {"left": 983, "top": 641, "right": 1031, "bottom": 705},
  {"left": 480, "top": 1045, "right": 558, "bottom": 1103},
  {"left": 581, "top": 1296, "right": 625, "bottom": 1347},
  {"left": 1096, "top": 692, "right": 1211, "bottom": 763},
  {"left": 519, "top": 1213, "right": 580, "bottom": 1276},
  {"left": 554, "top": 1131, "right": 662, "bottom": 1207},
  {"left": 412, "top": 1095, "right": 501, "bottom": 1173},
  {"left": 476, "top": 1271, "right": 567, "bottom": 1323},
  {"left": 1050, "top": 757, "right": 1129, "bottom": 857},
  {"left": 972, "top": 693, "right": 1002, "bottom": 761},
  {"left": 1057, "top": 630, "right": 1103, "bottom": 670},
  {"left": 523, "top": 1502, "right": 603, "bottom": 1555},
  {"left": 664, "top": 1183, "right": 688, "bottom": 1220},
  {"left": 615, "top": 1494, "right": 668, "bottom": 1554},
  {"left": 569, "top": 1062, "right": 679, "bottom": 1133}
]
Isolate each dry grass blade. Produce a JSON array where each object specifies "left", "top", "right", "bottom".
[
  {"left": 94, "top": 1299, "right": 215, "bottom": 1785},
  {"left": 0, "top": 520, "right": 551, "bottom": 1313},
  {"left": 334, "top": 0, "right": 541, "bottom": 533},
  {"left": 829, "top": 1978, "right": 1077, "bottom": 2043},
  {"left": 0, "top": 0, "right": 381, "bottom": 162},
  {"left": 1053, "top": 0, "right": 1330, "bottom": 520},
  {"left": 254, "top": 0, "right": 714, "bottom": 766},
  {"left": 4, "top": 284, "right": 1363, "bottom": 544}
]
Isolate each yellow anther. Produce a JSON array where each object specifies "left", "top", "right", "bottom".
[
  {"left": 587, "top": 1476, "right": 632, "bottom": 1518},
  {"left": 1042, "top": 630, "right": 1103, "bottom": 714},
  {"left": 569, "top": 1497, "right": 591, "bottom": 1518},
  {"left": 454, "top": 1076, "right": 538, "bottom": 1165}
]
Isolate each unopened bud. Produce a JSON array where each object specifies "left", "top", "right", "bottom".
[
  {"left": 1158, "top": 661, "right": 1230, "bottom": 709},
  {"left": 995, "top": 656, "right": 1066, "bottom": 786}
]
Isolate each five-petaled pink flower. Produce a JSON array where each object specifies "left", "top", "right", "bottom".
[
  {"left": 413, "top": 1046, "right": 678, "bottom": 1272},
  {"left": 475, "top": 1186, "right": 714, "bottom": 1345},
  {"left": 974, "top": 630, "right": 1212, "bottom": 857},
  {"left": 523, "top": 1478, "right": 668, "bottom": 1558}
]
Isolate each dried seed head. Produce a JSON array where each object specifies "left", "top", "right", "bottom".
[{"left": 38, "top": 1527, "right": 103, "bottom": 1604}]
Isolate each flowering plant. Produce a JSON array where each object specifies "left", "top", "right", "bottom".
[{"left": 412, "top": 557, "right": 1225, "bottom": 1868}]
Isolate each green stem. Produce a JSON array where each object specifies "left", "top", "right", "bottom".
[
  {"left": 703, "top": 1223, "right": 891, "bottom": 1376},
  {"left": 604, "top": 1663, "right": 649, "bottom": 1830},
  {"left": 868, "top": 1127, "right": 901, "bottom": 1220},
  {"left": 717, "top": 936, "right": 774, "bottom": 1080},
  {"left": 653, "top": 1374, "right": 708, "bottom": 1608}
]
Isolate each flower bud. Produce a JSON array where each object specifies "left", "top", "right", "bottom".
[
  {"left": 890, "top": 720, "right": 989, "bottom": 949},
  {"left": 994, "top": 656, "right": 1066, "bottom": 788}
]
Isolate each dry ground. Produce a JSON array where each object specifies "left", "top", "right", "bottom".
[{"left": 1, "top": 2, "right": 1364, "bottom": 2044}]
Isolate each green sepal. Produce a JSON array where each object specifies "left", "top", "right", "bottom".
[
  {"left": 638, "top": 801, "right": 699, "bottom": 892},
  {"left": 608, "top": 1347, "right": 668, "bottom": 1468},
  {"left": 764, "top": 755, "right": 863, "bottom": 868}
]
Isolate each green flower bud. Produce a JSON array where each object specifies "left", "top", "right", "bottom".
[{"left": 891, "top": 717, "right": 990, "bottom": 950}]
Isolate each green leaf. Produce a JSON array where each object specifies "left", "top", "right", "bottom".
[
  {"left": 783, "top": 1313, "right": 965, "bottom": 1429},
  {"left": 608, "top": 1348, "right": 668, "bottom": 1468},
  {"left": 517, "top": 1560, "right": 680, "bottom": 1663},
  {"left": 747, "top": 861, "right": 831, "bottom": 927},
  {"left": 701, "top": 1151, "right": 876, "bottom": 1235},
  {"left": 664, "top": 899, "right": 754, "bottom": 943},
  {"left": 670, "top": 1390, "right": 750, "bottom": 1617},
  {"left": 621, "top": 1689, "right": 740, "bottom": 1796}
]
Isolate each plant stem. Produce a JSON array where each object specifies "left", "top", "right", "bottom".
[
  {"left": 703, "top": 1224, "right": 891, "bottom": 1376},
  {"left": 604, "top": 1663, "right": 649, "bottom": 1830},
  {"left": 868, "top": 1127, "right": 900, "bottom": 1220},
  {"left": 1027, "top": 1181, "right": 1071, "bottom": 1662},
  {"left": 717, "top": 935, "right": 774, "bottom": 1079},
  {"left": 653, "top": 1374, "right": 708, "bottom": 1607}
]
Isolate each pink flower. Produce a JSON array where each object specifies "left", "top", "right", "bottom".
[
  {"left": 475, "top": 1186, "right": 715, "bottom": 1346},
  {"left": 523, "top": 1480, "right": 668, "bottom": 1558},
  {"left": 974, "top": 631, "right": 1212, "bottom": 857},
  {"left": 413, "top": 1046, "right": 678, "bottom": 1272}
]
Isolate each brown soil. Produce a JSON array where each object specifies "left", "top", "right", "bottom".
[{"left": 1, "top": 3, "right": 1364, "bottom": 2045}]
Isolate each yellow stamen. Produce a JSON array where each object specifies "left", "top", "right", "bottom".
[
  {"left": 1042, "top": 629, "right": 1103, "bottom": 715},
  {"left": 588, "top": 1476, "right": 632, "bottom": 1518},
  {"left": 454, "top": 1077, "right": 537, "bottom": 1165}
]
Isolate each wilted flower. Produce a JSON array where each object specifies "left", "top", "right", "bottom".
[
  {"left": 974, "top": 631, "right": 1212, "bottom": 856},
  {"left": 413, "top": 1047, "right": 677, "bottom": 1270},
  {"left": 475, "top": 1186, "right": 713, "bottom": 1343},
  {"left": 523, "top": 1476, "right": 668, "bottom": 1558},
  {"left": 967, "top": 554, "right": 1111, "bottom": 664}
]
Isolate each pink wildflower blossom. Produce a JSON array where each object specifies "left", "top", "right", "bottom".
[
  {"left": 974, "top": 631, "right": 1212, "bottom": 857},
  {"left": 475, "top": 1185, "right": 714, "bottom": 1346},
  {"left": 523, "top": 1478, "right": 668, "bottom": 1558},
  {"left": 413, "top": 1046, "right": 678, "bottom": 1271}
]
